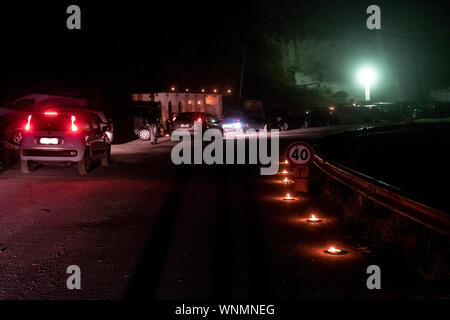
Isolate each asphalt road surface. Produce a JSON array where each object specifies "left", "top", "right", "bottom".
[{"left": 0, "top": 129, "right": 421, "bottom": 299}]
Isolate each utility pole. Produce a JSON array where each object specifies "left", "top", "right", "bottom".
[{"left": 238, "top": 46, "right": 246, "bottom": 103}]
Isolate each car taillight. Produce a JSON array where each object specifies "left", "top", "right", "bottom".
[
  {"left": 25, "top": 115, "right": 32, "bottom": 131},
  {"left": 44, "top": 111, "right": 58, "bottom": 116},
  {"left": 197, "top": 117, "right": 203, "bottom": 122},
  {"left": 71, "top": 115, "right": 78, "bottom": 132}
]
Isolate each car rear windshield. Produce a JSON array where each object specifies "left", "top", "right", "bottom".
[{"left": 32, "top": 114, "right": 73, "bottom": 132}]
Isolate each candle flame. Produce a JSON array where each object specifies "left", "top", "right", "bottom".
[
  {"left": 309, "top": 214, "right": 319, "bottom": 221},
  {"left": 280, "top": 170, "right": 288, "bottom": 174},
  {"left": 327, "top": 247, "right": 341, "bottom": 254},
  {"left": 283, "top": 193, "right": 294, "bottom": 200}
]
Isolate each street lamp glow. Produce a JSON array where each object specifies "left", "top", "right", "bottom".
[{"left": 357, "top": 66, "right": 376, "bottom": 102}]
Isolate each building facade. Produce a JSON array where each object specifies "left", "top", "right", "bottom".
[{"left": 131, "top": 92, "right": 223, "bottom": 127}]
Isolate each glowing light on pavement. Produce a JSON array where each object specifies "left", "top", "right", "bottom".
[
  {"left": 324, "top": 247, "right": 347, "bottom": 255},
  {"left": 307, "top": 214, "right": 321, "bottom": 223},
  {"left": 283, "top": 193, "right": 295, "bottom": 200}
]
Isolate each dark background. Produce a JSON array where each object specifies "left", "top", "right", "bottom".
[{"left": 0, "top": 0, "right": 449, "bottom": 105}]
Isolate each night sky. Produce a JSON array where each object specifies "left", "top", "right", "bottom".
[{"left": 0, "top": 0, "right": 449, "bottom": 104}]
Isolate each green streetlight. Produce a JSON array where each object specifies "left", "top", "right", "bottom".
[{"left": 357, "top": 66, "right": 377, "bottom": 102}]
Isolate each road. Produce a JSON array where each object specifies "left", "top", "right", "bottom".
[{"left": 0, "top": 128, "right": 422, "bottom": 299}]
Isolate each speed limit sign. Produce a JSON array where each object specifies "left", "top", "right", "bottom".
[{"left": 285, "top": 142, "right": 315, "bottom": 167}]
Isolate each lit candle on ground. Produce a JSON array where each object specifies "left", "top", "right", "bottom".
[
  {"left": 307, "top": 214, "right": 321, "bottom": 223},
  {"left": 324, "top": 247, "right": 347, "bottom": 255},
  {"left": 280, "top": 170, "right": 289, "bottom": 175},
  {"left": 283, "top": 193, "right": 295, "bottom": 200},
  {"left": 282, "top": 177, "right": 291, "bottom": 184}
]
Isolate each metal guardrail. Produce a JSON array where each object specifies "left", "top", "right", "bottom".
[{"left": 313, "top": 153, "right": 450, "bottom": 237}]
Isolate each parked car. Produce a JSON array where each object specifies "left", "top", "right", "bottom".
[
  {"left": 42, "top": 106, "right": 114, "bottom": 143},
  {"left": 221, "top": 110, "right": 266, "bottom": 133},
  {"left": 20, "top": 110, "right": 111, "bottom": 175},
  {"left": 113, "top": 102, "right": 162, "bottom": 141},
  {"left": 0, "top": 94, "right": 88, "bottom": 145},
  {"left": 172, "top": 112, "right": 223, "bottom": 134}
]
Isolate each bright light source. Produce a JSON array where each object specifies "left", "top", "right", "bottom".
[
  {"left": 357, "top": 67, "right": 376, "bottom": 85},
  {"left": 44, "top": 111, "right": 58, "bottom": 116},
  {"left": 25, "top": 115, "right": 32, "bottom": 131},
  {"left": 185, "top": 89, "right": 189, "bottom": 92},
  {"left": 280, "top": 170, "right": 289, "bottom": 175},
  {"left": 171, "top": 87, "right": 175, "bottom": 91},
  {"left": 283, "top": 193, "right": 295, "bottom": 200},
  {"left": 213, "top": 89, "right": 217, "bottom": 93},
  {"left": 329, "top": 106, "right": 335, "bottom": 111},
  {"left": 201, "top": 89, "right": 205, "bottom": 92},
  {"left": 324, "top": 246, "right": 347, "bottom": 255},
  {"left": 357, "top": 66, "right": 377, "bottom": 102},
  {"left": 71, "top": 115, "right": 78, "bottom": 132},
  {"left": 227, "top": 89, "right": 231, "bottom": 93},
  {"left": 282, "top": 177, "right": 291, "bottom": 184},
  {"left": 307, "top": 214, "right": 321, "bottom": 223}
]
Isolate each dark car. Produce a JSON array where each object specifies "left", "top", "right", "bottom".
[
  {"left": 221, "top": 110, "right": 266, "bottom": 133},
  {"left": 112, "top": 102, "right": 162, "bottom": 142},
  {"left": 172, "top": 112, "right": 223, "bottom": 134}
]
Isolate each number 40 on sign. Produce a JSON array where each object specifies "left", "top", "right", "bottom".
[
  {"left": 285, "top": 142, "right": 314, "bottom": 167},
  {"left": 285, "top": 142, "right": 315, "bottom": 193}
]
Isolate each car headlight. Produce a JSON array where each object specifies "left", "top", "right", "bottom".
[{"left": 222, "top": 122, "right": 242, "bottom": 129}]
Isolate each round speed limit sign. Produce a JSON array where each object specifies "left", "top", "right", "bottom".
[{"left": 285, "top": 142, "right": 315, "bottom": 167}]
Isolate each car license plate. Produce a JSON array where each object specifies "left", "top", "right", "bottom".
[{"left": 40, "top": 137, "right": 59, "bottom": 145}]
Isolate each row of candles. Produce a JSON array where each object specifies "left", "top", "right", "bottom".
[{"left": 279, "top": 159, "right": 346, "bottom": 256}]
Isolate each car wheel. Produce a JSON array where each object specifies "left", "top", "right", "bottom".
[
  {"left": 78, "top": 149, "right": 92, "bottom": 175},
  {"left": 138, "top": 129, "right": 151, "bottom": 141},
  {"left": 101, "top": 145, "right": 111, "bottom": 166},
  {"left": 20, "top": 160, "right": 31, "bottom": 173},
  {"left": 11, "top": 131, "right": 23, "bottom": 145}
]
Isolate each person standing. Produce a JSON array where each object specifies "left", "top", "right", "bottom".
[{"left": 146, "top": 107, "right": 159, "bottom": 145}]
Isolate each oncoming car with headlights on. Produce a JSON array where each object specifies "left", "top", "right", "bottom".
[{"left": 20, "top": 111, "right": 111, "bottom": 175}]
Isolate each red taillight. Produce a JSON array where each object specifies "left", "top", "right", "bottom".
[
  {"left": 197, "top": 117, "right": 203, "bottom": 122},
  {"left": 25, "top": 115, "right": 32, "bottom": 131},
  {"left": 44, "top": 111, "right": 58, "bottom": 116},
  {"left": 71, "top": 115, "right": 78, "bottom": 132}
]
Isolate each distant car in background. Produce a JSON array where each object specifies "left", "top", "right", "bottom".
[
  {"left": 221, "top": 110, "right": 266, "bottom": 133},
  {"left": 172, "top": 112, "right": 223, "bottom": 134}
]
